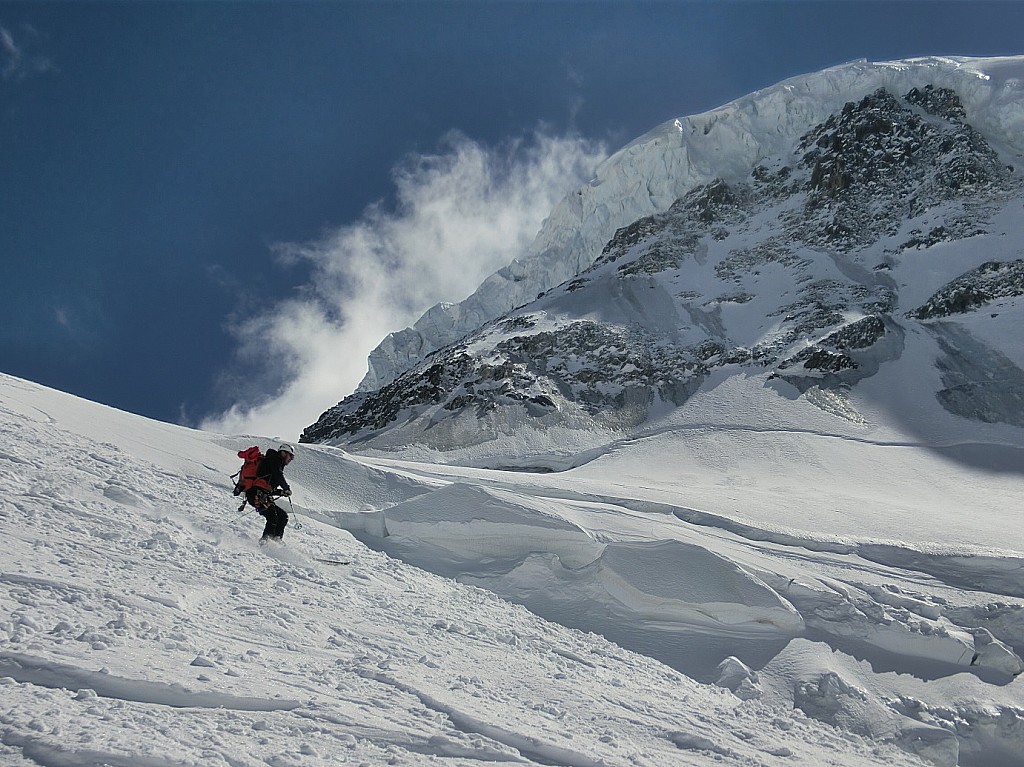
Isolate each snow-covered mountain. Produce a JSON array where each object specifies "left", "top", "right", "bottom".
[
  {"left": 350, "top": 56, "right": 1024, "bottom": 396},
  {"left": 302, "top": 57, "right": 1024, "bottom": 465},
  {"left": 5, "top": 56, "right": 1024, "bottom": 767}
]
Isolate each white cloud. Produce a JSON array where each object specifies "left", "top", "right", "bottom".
[
  {"left": 53, "top": 307, "right": 71, "bottom": 330},
  {"left": 1, "top": 22, "right": 56, "bottom": 81},
  {"left": 1, "top": 25, "right": 21, "bottom": 79},
  {"left": 202, "top": 130, "right": 607, "bottom": 439}
]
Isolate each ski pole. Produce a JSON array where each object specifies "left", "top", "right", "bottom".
[
  {"left": 287, "top": 494, "right": 302, "bottom": 530},
  {"left": 228, "top": 488, "right": 277, "bottom": 525},
  {"left": 227, "top": 504, "right": 252, "bottom": 524}
]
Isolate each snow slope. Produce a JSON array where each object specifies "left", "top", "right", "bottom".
[{"left": 3, "top": 371, "right": 1022, "bottom": 766}]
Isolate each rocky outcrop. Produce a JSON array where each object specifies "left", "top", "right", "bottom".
[
  {"left": 912, "top": 260, "right": 1024, "bottom": 318},
  {"left": 797, "top": 87, "right": 1013, "bottom": 249}
]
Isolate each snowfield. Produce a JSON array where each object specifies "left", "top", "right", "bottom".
[{"left": 2, "top": 371, "right": 1022, "bottom": 766}]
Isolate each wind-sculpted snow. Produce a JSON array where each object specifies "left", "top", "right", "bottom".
[
  {"left": 356, "top": 56, "right": 1024, "bottom": 394},
  {"left": 376, "top": 482, "right": 603, "bottom": 568},
  {"left": 323, "top": 430, "right": 1024, "bottom": 765},
  {"left": 343, "top": 485, "right": 804, "bottom": 633},
  {"left": 3, "top": 372, "right": 1024, "bottom": 765},
  {"left": 338, "top": 470, "right": 1022, "bottom": 678},
  {"left": 594, "top": 540, "right": 804, "bottom": 632}
]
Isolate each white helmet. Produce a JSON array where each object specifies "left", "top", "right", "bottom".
[{"left": 278, "top": 443, "right": 295, "bottom": 457}]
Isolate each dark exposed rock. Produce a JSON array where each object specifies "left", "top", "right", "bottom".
[
  {"left": 778, "top": 347, "right": 858, "bottom": 374},
  {"left": 795, "top": 88, "right": 1014, "bottom": 250},
  {"left": 496, "top": 322, "right": 705, "bottom": 412},
  {"left": 676, "top": 178, "right": 749, "bottom": 224},
  {"left": 499, "top": 315, "right": 537, "bottom": 332},
  {"left": 301, "top": 351, "right": 478, "bottom": 441},
  {"left": 912, "top": 260, "right": 1024, "bottom": 319},
  {"left": 776, "top": 316, "right": 888, "bottom": 374},
  {"left": 904, "top": 84, "right": 968, "bottom": 122},
  {"left": 616, "top": 234, "right": 702, "bottom": 277},
  {"left": 716, "top": 239, "right": 809, "bottom": 282},
  {"left": 598, "top": 216, "right": 664, "bottom": 265},
  {"left": 897, "top": 223, "right": 987, "bottom": 252},
  {"left": 595, "top": 179, "right": 753, "bottom": 277},
  {"left": 827, "top": 315, "right": 887, "bottom": 350}
]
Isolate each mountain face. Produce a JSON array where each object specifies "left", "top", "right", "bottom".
[{"left": 302, "top": 60, "right": 1024, "bottom": 459}]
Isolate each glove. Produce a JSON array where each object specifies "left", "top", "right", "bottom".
[{"left": 281, "top": 488, "right": 292, "bottom": 497}]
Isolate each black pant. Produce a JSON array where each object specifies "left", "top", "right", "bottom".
[
  {"left": 246, "top": 488, "right": 288, "bottom": 540},
  {"left": 259, "top": 503, "right": 288, "bottom": 540}
]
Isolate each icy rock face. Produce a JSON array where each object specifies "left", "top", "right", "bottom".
[
  {"left": 357, "top": 57, "right": 1024, "bottom": 394},
  {"left": 303, "top": 69, "right": 1024, "bottom": 450}
]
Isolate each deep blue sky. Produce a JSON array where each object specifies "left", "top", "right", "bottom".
[{"left": 3, "top": 2, "right": 1023, "bottom": 434}]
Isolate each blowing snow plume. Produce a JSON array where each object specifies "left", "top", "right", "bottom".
[{"left": 202, "top": 131, "right": 607, "bottom": 439}]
